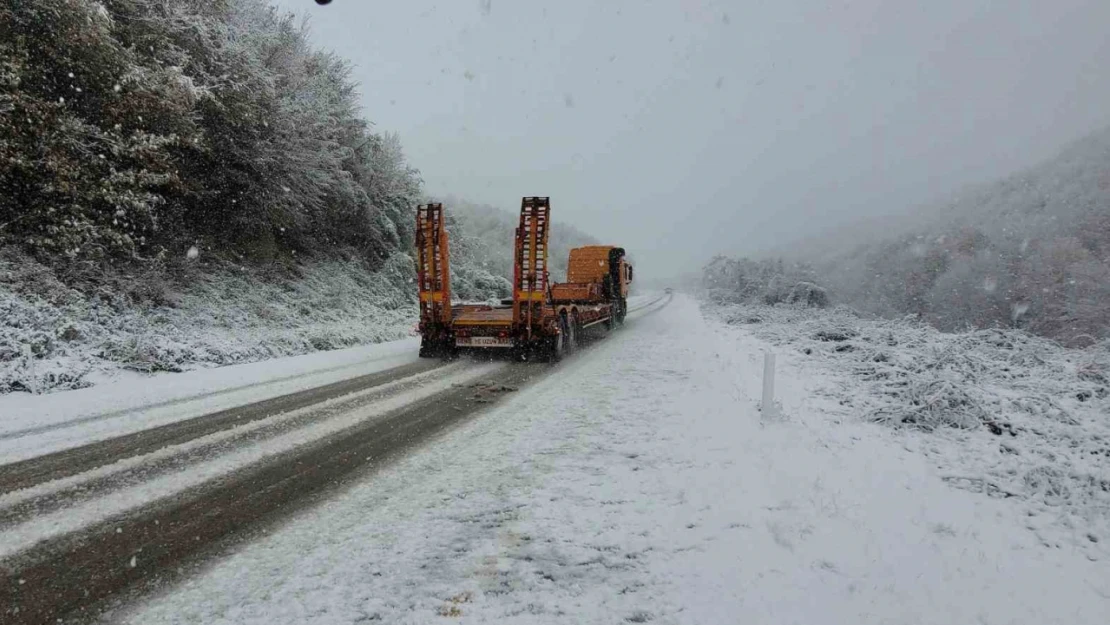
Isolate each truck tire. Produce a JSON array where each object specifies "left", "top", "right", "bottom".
[
  {"left": 418, "top": 336, "right": 440, "bottom": 358},
  {"left": 548, "top": 318, "right": 567, "bottom": 362},
  {"left": 564, "top": 313, "right": 579, "bottom": 353},
  {"left": 442, "top": 343, "right": 459, "bottom": 360},
  {"left": 420, "top": 336, "right": 457, "bottom": 359}
]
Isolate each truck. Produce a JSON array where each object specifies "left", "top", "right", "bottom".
[{"left": 415, "top": 197, "right": 633, "bottom": 361}]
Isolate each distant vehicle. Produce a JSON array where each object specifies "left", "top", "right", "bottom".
[
  {"left": 415, "top": 198, "right": 633, "bottom": 361},
  {"left": 665, "top": 287, "right": 674, "bottom": 294}
]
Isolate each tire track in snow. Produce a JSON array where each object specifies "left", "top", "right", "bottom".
[
  {"left": 0, "top": 363, "right": 535, "bottom": 624},
  {"left": 0, "top": 349, "right": 421, "bottom": 443},
  {"left": 0, "top": 361, "right": 466, "bottom": 529},
  {"left": 0, "top": 359, "right": 447, "bottom": 494}
]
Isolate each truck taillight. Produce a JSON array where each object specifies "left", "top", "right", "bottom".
[
  {"left": 498, "top": 331, "right": 508, "bottom": 338},
  {"left": 456, "top": 329, "right": 469, "bottom": 337}
]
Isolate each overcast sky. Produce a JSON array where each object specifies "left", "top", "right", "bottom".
[{"left": 272, "top": 0, "right": 1110, "bottom": 278}]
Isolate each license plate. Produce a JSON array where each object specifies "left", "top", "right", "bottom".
[{"left": 456, "top": 336, "right": 512, "bottom": 347}]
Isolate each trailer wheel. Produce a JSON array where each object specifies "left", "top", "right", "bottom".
[
  {"left": 548, "top": 318, "right": 567, "bottom": 362},
  {"left": 420, "top": 337, "right": 456, "bottom": 359},
  {"left": 565, "top": 313, "right": 579, "bottom": 353},
  {"left": 418, "top": 336, "right": 440, "bottom": 358},
  {"left": 442, "top": 343, "right": 460, "bottom": 360}
]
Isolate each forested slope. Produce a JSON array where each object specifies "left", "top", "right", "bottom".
[
  {"left": 0, "top": 0, "right": 425, "bottom": 394},
  {"left": 821, "top": 128, "right": 1110, "bottom": 344},
  {"left": 1, "top": 0, "right": 421, "bottom": 266},
  {"left": 707, "top": 128, "right": 1110, "bottom": 345},
  {"left": 0, "top": 1, "right": 598, "bottom": 394}
]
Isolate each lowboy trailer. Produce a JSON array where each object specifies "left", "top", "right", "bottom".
[{"left": 415, "top": 197, "right": 633, "bottom": 361}]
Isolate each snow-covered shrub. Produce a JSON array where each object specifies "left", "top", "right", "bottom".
[
  {"left": 452, "top": 265, "right": 512, "bottom": 303},
  {"left": 0, "top": 250, "right": 418, "bottom": 395},
  {"left": 786, "top": 281, "right": 829, "bottom": 308},
  {"left": 703, "top": 255, "right": 828, "bottom": 307}
]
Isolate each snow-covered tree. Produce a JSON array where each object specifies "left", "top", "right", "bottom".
[{"left": 1, "top": 0, "right": 422, "bottom": 269}]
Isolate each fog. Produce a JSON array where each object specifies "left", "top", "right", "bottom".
[{"left": 273, "top": 0, "right": 1110, "bottom": 280}]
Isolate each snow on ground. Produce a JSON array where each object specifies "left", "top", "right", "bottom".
[
  {"left": 0, "top": 337, "right": 420, "bottom": 463},
  {"left": 0, "top": 361, "right": 502, "bottom": 560},
  {"left": 707, "top": 301, "right": 1110, "bottom": 555},
  {"left": 120, "top": 294, "right": 1108, "bottom": 625},
  {"left": 0, "top": 251, "right": 418, "bottom": 396},
  {"left": 0, "top": 294, "right": 658, "bottom": 464}
]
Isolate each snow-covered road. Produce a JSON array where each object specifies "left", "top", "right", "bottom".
[
  {"left": 1, "top": 297, "right": 665, "bottom": 623},
  {"left": 118, "top": 294, "right": 1108, "bottom": 625},
  {"left": 0, "top": 337, "right": 424, "bottom": 463}
]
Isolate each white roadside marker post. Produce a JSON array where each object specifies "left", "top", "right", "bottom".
[
  {"left": 761, "top": 351, "right": 776, "bottom": 420},
  {"left": 23, "top": 344, "right": 38, "bottom": 395}
]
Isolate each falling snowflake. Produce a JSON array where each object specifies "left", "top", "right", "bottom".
[
  {"left": 129, "top": 555, "right": 137, "bottom": 568},
  {"left": 187, "top": 245, "right": 200, "bottom": 260}
]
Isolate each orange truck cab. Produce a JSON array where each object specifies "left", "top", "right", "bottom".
[{"left": 551, "top": 245, "right": 633, "bottom": 322}]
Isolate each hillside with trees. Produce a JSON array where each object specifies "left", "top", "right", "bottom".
[
  {"left": 707, "top": 128, "right": 1110, "bottom": 346},
  {"left": 821, "top": 128, "right": 1110, "bottom": 345},
  {"left": 0, "top": 0, "right": 598, "bottom": 394}
]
